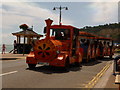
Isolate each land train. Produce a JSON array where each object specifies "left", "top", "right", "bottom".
[{"left": 26, "top": 18, "right": 114, "bottom": 69}]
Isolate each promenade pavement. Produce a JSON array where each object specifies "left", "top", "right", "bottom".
[
  {"left": 94, "top": 53, "right": 120, "bottom": 89},
  {"left": 94, "top": 62, "right": 119, "bottom": 89},
  {"left": 0, "top": 53, "right": 27, "bottom": 60}
]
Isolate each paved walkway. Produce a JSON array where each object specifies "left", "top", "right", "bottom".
[
  {"left": 94, "top": 62, "right": 119, "bottom": 89},
  {"left": 0, "top": 53, "right": 27, "bottom": 60}
]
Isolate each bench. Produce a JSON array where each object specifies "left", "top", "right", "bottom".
[{"left": 115, "top": 74, "right": 120, "bottom": 89}]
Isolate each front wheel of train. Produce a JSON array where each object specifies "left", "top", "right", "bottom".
[
  {"left": 109, "top": 55, "right": 112, "bottom": 59},
  {"left": 86, "top": 55, "right": 90, "bottom": 63},
  {"left": 75, "top": 62, "right": 82, "bottom": 67},
  {"left": 64, "top": 60, "right": 70, "bottom": 71},
  {"left": 28, "top": 64, "right": 36, "bottom": 69}
]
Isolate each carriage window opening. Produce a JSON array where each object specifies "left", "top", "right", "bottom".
[
  {"left": 50, "top": 29, "right": 70, "bottom": 40},
  {"left": 80, "top": 39, "right": 86, "bottom": 44},
  {"left": 107, "top": 42, "right": 109, "bottom": 46},
  {"left": 103, "top": 41, "right": 106, "bottom": 46},
  {"left": 80, "top": 39, "right": 90, "bottom": 46},
  {"left": 80, "top": 39, "right": 86, "bottom": 47},
  {"left": 109, "top": 41, "right": 112, "bottom": 46}
]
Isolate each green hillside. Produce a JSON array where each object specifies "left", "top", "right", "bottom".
[{"left": 80, "top": 22, "right": 120, "bottom": 43}]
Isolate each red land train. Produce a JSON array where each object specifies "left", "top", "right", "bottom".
[{"left": 26, "top": 18, "right": 114, "bottom": 69}]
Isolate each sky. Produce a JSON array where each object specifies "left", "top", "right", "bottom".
[{"left": 0, "top": 0, "right": 119, "bottom": 45}]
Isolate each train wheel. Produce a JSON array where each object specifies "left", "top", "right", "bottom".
[
  {"left": 28, "top": 64, "right": 36, "bottom": 69},
  {"left": 99, "top": 56, "right": 104, "bottom": 59},
  {"left": 94, "top": 56, "right": 97, "bottom": 60},
  {"left": 109, "top": 55, "right": 112, "bottom": 59},
  {"left": 64, "top": 59, "right": 70, "bottom": 70},
  {"left": 87, "top": 46, "right": 91, "bottom": 62},
  {"left": 86, "top": 55, "right": 90, "bottom": 62},
  {"left": 75, "top": 62, "right": 82, "bottom": 67}
]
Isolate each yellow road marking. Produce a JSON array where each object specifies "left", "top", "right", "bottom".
[
  {"left": 85, "top": 62, "right": 112, "bottom": 88},
  {"left": 86, "top": 64, "right": 108, "bottom": 87}
]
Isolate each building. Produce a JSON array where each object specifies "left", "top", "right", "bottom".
[{"left": 12, "top": 28, "right": 43, "bottom": 54}]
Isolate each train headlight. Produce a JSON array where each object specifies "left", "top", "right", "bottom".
[{"left": 57, "top": 56, "right": 63, "bottom": 60}]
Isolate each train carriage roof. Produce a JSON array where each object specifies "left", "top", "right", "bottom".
[
  {"left": 79, "top": 31, "right": 98, "bottom": 39},
  {"left": 79, "top": 31, "right": 113, "bottom": 40},
  {"left": 79, "top": 32, "right": 97, "bottom": 37},
  {"left": 97, "top": 36, "right": 113, "bottom": 41},
  {"left": 50, "top": 25, "right": 79, "bottom": 30},
  {"left": 49, "top": 24, "right": 113, "bottom": 41}
]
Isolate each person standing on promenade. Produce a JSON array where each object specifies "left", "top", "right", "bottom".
[
  {"left": 2, "top": 44, "right": 6, "bottom": 54},
  {"left": 113, "top": 55, "right": 120, "bottom": 75},
  {"left": 13, "top": 40, "right": 17, "bottom": 54}
]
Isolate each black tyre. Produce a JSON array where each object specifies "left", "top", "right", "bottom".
[
  {"left": 75, "top": 62, "right": 81, "bottom": 67},
  {"left": 99, "top": 56, "right": 103, "bottom": 59},
  {"left": 28, "top": 64, "right": 36, "bottom": 69},
  {"left": 86, "top": 55, "right": 90, "bottom": 63},
  {"left": 94, "top": 57, "right": 97, "bottom": 60},
  {"left": 109, "top": 55, "right": 112, "bottom": 59},
  {"left": 64, "top": 59, "right": 70, "bottom": 70}
]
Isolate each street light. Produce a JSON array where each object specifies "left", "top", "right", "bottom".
[{"left": 53, "top": 6, "right": 68, "bottom": 25}]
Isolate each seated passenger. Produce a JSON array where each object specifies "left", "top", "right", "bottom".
[
  {"left": 80, "top": 39, "right": 88, "bottom": 53},
  {"left": 80, "top": 39, "right": 85, "bottom": 47},
  {"left": 63, "top": 30, "right": 70, "bottom": 40},
  {"left": 55, "top": 31, "right": 63, "bottom": 40},
  {"left": 107, "top": 42, "right": 110, "bottom": 47},
  {"left": 99, "top": 41, "right": 103, "bottom": 55},
  {"left": 103, "top": 41, "right": 106, "bottom": 47},
  {"left": 85, "top": 40, "right": 90, "bottom": 46}
]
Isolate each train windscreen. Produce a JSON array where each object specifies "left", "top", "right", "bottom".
[{"left": 50, "top": 29, "right": 70, "bottom": 40}]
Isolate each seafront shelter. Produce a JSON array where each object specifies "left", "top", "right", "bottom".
[{"left": 12, "top": 28, "right": 43, "bottom": 54}]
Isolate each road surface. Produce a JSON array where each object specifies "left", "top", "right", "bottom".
[{"left": 1, "top": 56, "right": 114, "bottom": 88}]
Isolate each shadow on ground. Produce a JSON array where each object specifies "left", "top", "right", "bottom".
[
  {"left": 0, "top": 58, "right": 19, "bottom": 60},
  {"left": 26, "top": 57, "right": 113, "bottom": 74},
  {"left": 26, "top": 65, "right": 82, "bottom": 74},
  {"left": 82, "top": 60, "right": 101, "bottom": 66},
  {"left": 82, "top": 57, "right": 113, "bottom": 66},
  {"left": 100, "top": 57, "right": 113, "bottom": 61}
]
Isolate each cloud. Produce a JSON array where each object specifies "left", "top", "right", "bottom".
[
  {"left": 2, "top": 33, "right": 11, "bottom": 38},
  {"left": 2, "top": 10, "right": 34, "bottom": 29},
  {"left": 2, "top": 2, "right": 73, "bottom": 30},
  {"left": 90, "top": 2, "right": 118, "bottom": 23},
  {"left": 2, "top": 0, "right": 120, "bottom": 2},
  {"left": 1, "top": 2, "right": 73, "bottom": 44}
]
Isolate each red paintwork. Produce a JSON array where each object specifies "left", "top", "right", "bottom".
[
  {"left": 26, "top": 18, "right": 114, "bottom": 67},
  {"left": 26, "top": 51, "right": 37, "bottom": 64}
]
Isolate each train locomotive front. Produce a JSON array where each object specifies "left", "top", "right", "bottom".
[{"left": 26, "top": 19, "right": 72, "bottom": 68}]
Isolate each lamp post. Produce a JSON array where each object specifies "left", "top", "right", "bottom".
[{"left": 53, "top": 6, "right": 68, "bottom": 25}]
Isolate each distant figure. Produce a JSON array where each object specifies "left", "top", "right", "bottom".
[
  {"left": 13, "top": 40, "right": 17, "bottom": 54},
  {"left": 113, "top": 55, "right": 120, "bottom": 75},
  {"left": 2, "top": 44, "right": 6, "bottom": 54}
]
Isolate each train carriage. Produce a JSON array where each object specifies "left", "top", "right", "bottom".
[
  {"left": 78, "top": 32, "right": 98, "bottom": 62},
  {"left": 96, "top": 37, "right": 114, "bottom": 59},
  {"left": 26, "top": 18, "right": 114, "bottom": 69}
]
